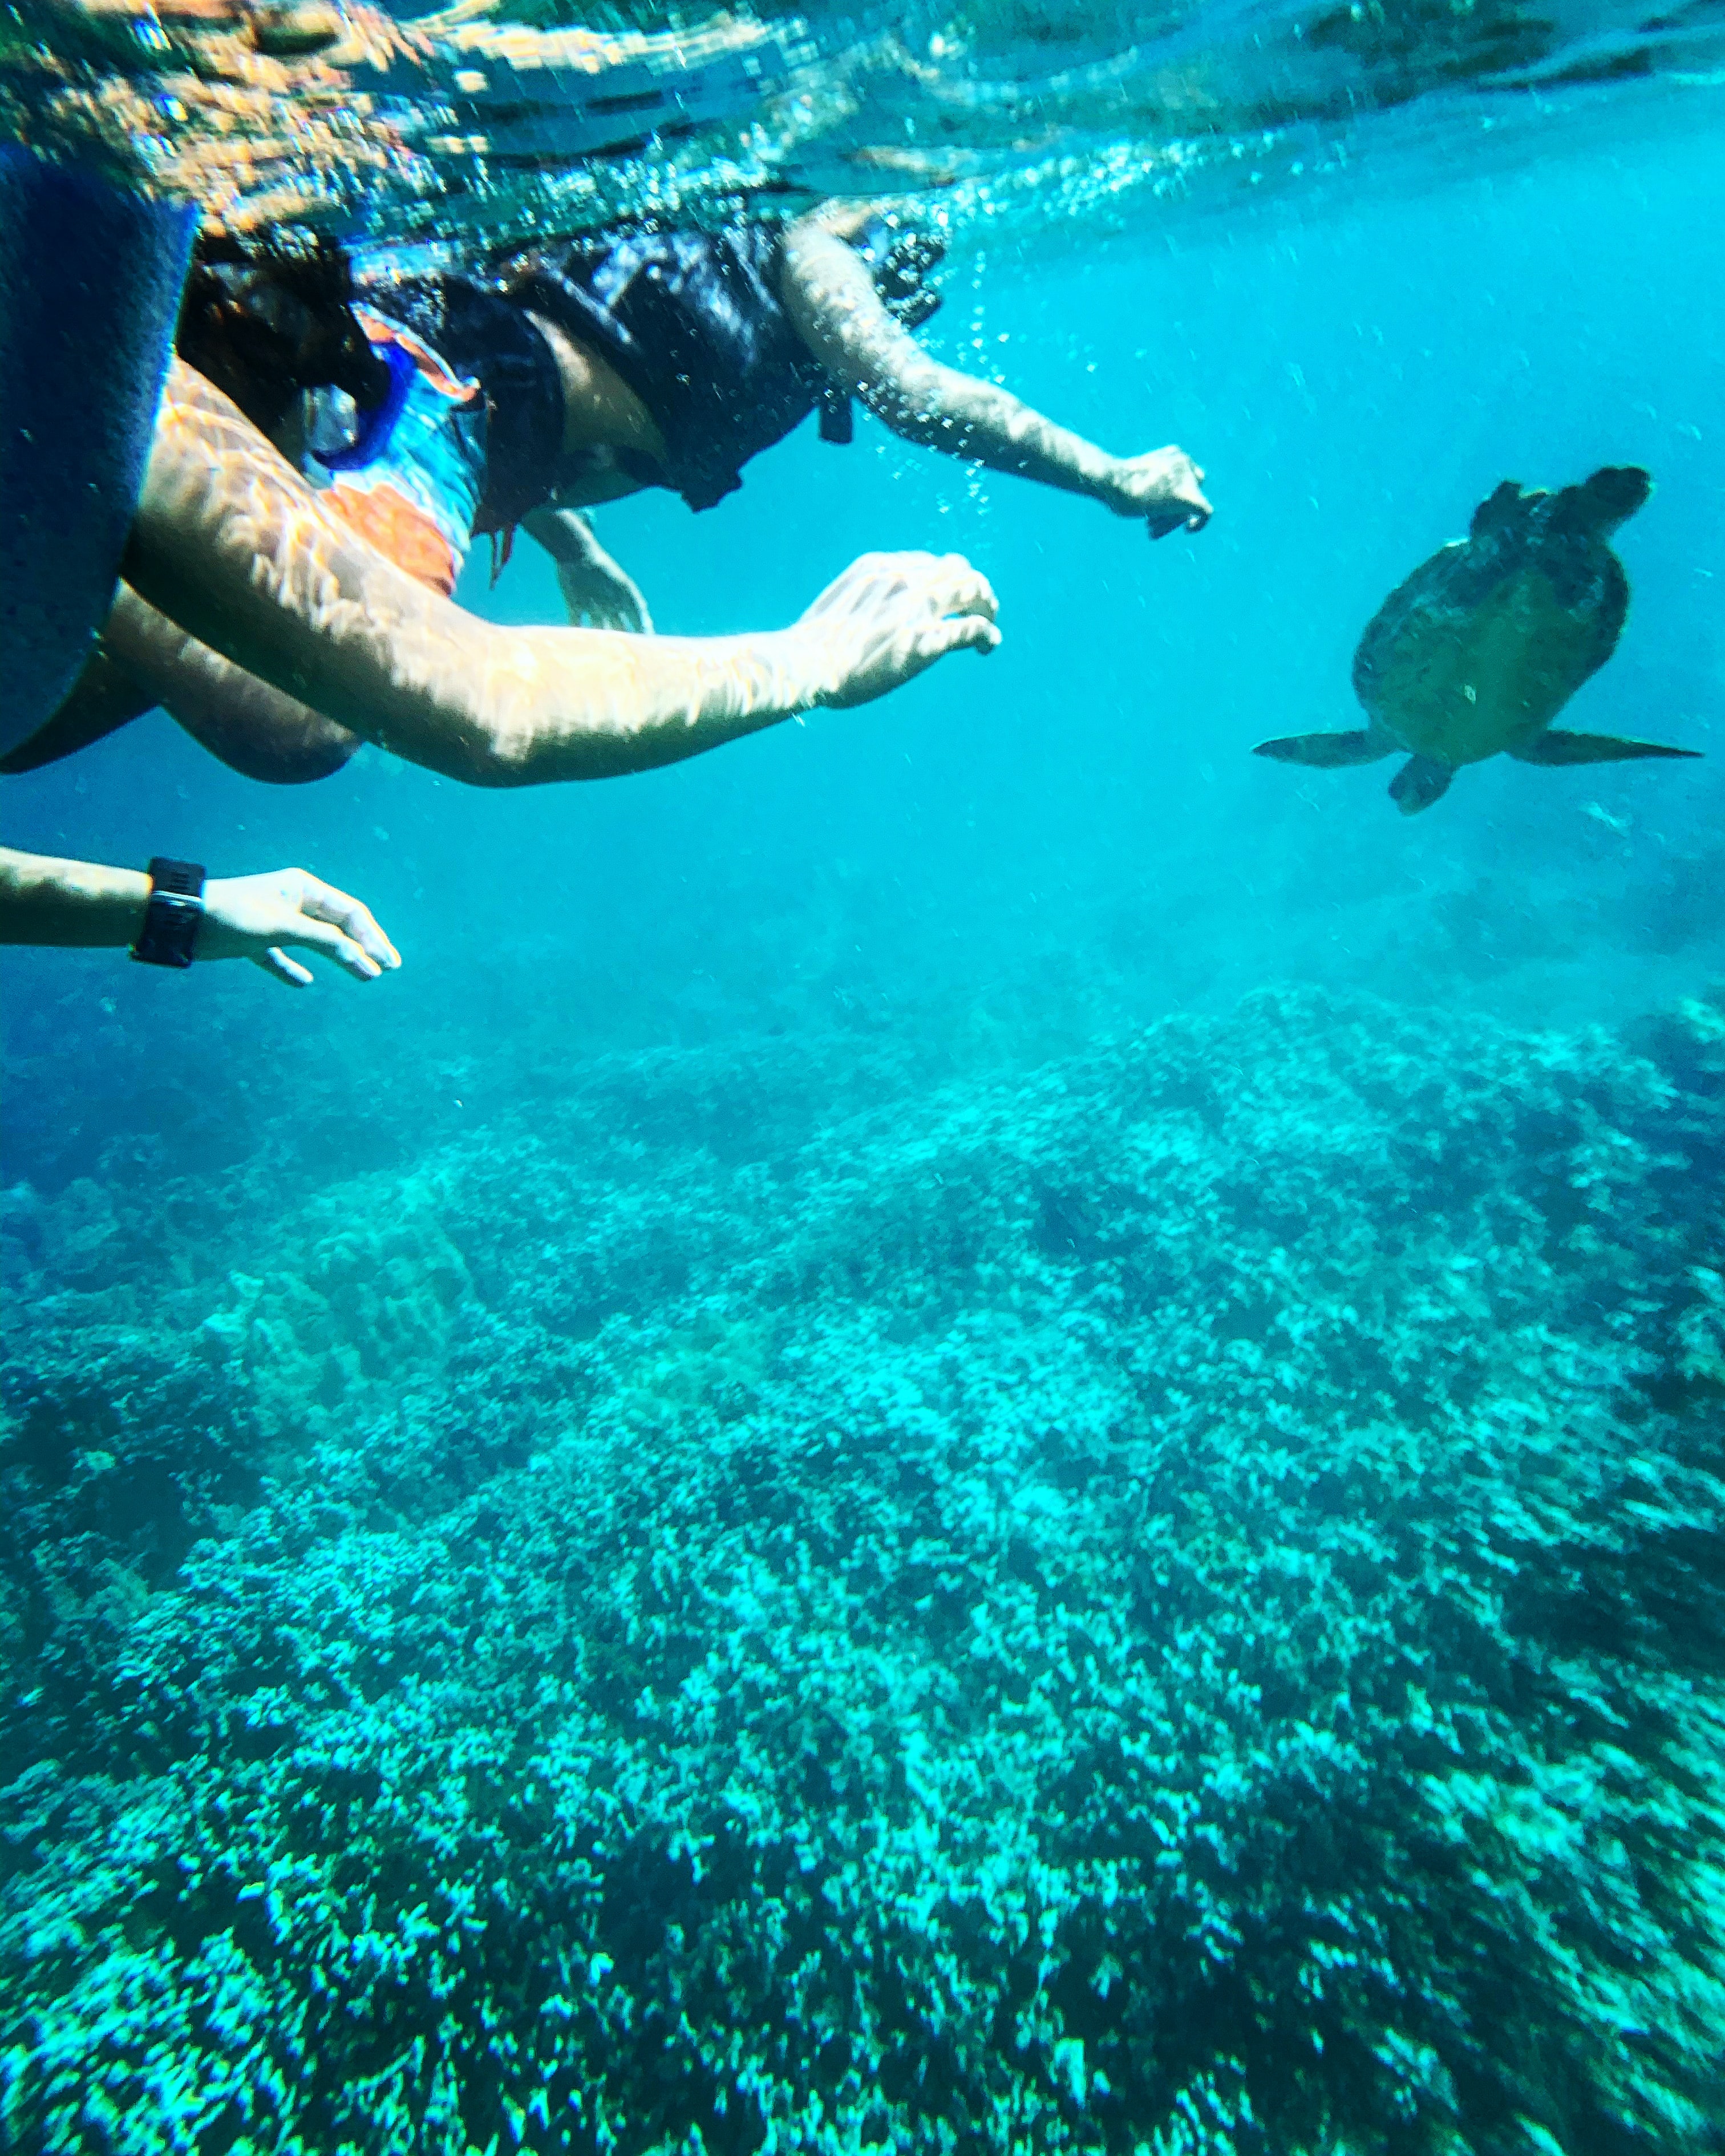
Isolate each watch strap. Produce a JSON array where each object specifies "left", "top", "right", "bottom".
[{"left": 131, "top": 856, "right": 206, "bottom": 969}]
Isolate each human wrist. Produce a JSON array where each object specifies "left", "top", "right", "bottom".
[
  {"left": 130, "top": 857, "right": 206, "bottom": 968},
  {"left": 682, "top": 629, "right": 823, "bottom": 724},
  {"left": 110, "top": 866, "right": 155, "bottom": 943},
  {"left": 85, "top": 862, "right": 155, "bottom": 943},
  {"left": 748, "top": 627, "right": 825, "bottom": 714},
  {"left": 1019, "top": 429, "right": 1117, "bottom": 505},
  {"left": 1090, "top": 455, "right": 1136, "bottom": 511}
]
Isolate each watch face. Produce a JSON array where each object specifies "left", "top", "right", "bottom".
[
  {"left": 133, "top": 862, "right": 207, "bottom": 968},
  {"left": 147, "top": 856, "right": 207, "bottom": 899}
]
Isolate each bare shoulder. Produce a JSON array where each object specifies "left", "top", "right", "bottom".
[
  {"left": 777, "top": 212, "right": 894, "bottom": 350},
  {"left": 776, "top": 200, "right": 941, "bottom": 414}
]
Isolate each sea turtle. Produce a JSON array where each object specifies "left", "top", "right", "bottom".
[{"left": 1254, "top": 465, "right": 1700, "bottom": 813}]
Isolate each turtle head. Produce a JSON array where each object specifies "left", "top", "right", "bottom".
[{"left": 1570, "top": 465, "right": 1653, "bottom": 536}]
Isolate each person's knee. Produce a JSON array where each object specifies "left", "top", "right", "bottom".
[
  {"left": 244, "top": 736, "right": 362, "bottom": 785},
  {"left": 170, "top": 706, "right": 361, "bottom": 784}
]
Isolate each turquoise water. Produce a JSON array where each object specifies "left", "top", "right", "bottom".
[{"left": 5, "top": 47, "right": 1725, "bottom": 2156}]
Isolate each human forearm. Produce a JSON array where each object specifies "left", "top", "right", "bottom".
[
  {"left": 872, "top": 360, "right": 1211, "bottom": 533},
  {"left": 127, "top": 365, "right": 837, "bottom": 785},
  {"left": 781, "top": 226, "right": 1116, "bottom": 499},
  {"left": 865, "top": 356, "right": 1117, "bottom": 501},
  {"left": 477, "top": 621, "right": 831, "bottom": 780},
  {"left": 0, "top": 849, "right": 149, "bottom": 946},
  {"left": 485, "top": 587, "right": 993, "bottom": 776}
]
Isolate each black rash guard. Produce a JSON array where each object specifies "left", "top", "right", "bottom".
[
  {"left": 366, "top": 218, "right": 941, "bottom": 526},
  {"left": 497, "top": 223, "right": 844, "bottom": 512}
]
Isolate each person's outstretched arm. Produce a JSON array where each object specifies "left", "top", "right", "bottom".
[
  {"left": 778, "top": 211, "right": 1212, "bottom": 539},
  {"left": 0, "top": 848, "right": 400, "bottom": 987},
  {"left": 123, "top": 362, "right": 1000, "bottom": 791}
]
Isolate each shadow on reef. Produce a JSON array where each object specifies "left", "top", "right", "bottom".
[{"left": 5, "top": 986, "right": 1725, "bottom": 2154}]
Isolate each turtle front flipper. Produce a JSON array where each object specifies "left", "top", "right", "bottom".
[
  {"left": 1470, "top": 480, "right": 1542, "bottom": 539},
  {"left": 1253, "top": 730, "right": 1388, "bottom": 768},
  {"left": 1388, "top": 755, "right": 1453, "bottom": 813},
  {"left": 1511, "top": 730, "right": 1700, "bottom": 765}
]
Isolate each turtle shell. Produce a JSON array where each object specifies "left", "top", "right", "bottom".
[{"left": 1351, "top": 479, "right": 1631, "bottom": 768}]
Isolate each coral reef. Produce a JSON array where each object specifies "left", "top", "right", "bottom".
[{"left": 4, "top": 987, "right": 1725, "bottom": 2155}]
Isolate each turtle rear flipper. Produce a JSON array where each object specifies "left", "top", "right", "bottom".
[
  {"left": 1389, "top": 755, "right": 1453, "bottom": 813},
  {"left": 1253, "top": 730, "right": 1387, "bottom": 768},
  {"left": 1512, "top": 729, "right": 1700, "bottom": 764}
]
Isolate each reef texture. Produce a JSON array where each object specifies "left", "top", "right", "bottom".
[{"left": 5, "top": 987, "right": 1725, "bottom": 2155}]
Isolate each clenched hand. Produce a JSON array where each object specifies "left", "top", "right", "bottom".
[
  {"left": 1107, "top": 447, "right": 1213, "bottom": 537},
  {"left": 792, "top": 552, "right": 1001, "bottom": 710}
]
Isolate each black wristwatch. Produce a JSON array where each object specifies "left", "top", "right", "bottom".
[{"left": 130, "top": 857, "right": 206, "bottom": 969}]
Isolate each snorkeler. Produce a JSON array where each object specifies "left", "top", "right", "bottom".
[
  {"left": 0, "top": 845, "right": 399, "bottom": 985},
  {"left": 509, "top": 201, "right": 1212, "bottom": 537},
  {"left": 188, "top": 206, "right": 1210, "bottom": 605}
]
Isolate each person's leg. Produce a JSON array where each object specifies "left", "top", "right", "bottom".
[
  {"left": 103, "top": 585, "right": 361, "bottom": 784},
  {"left": 3, "top": 582, "right": 362, "bottom": 786},
  {"left": 0, "top": 645, "right": 153, "bottom": 774}
]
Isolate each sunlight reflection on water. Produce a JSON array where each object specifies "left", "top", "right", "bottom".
[{"left": 8, "top": 0, "right": 1725, "bottom": 251}]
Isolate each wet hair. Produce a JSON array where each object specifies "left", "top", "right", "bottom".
[{"left": 175, "top": 233, "right": 390, "bottom": 440}]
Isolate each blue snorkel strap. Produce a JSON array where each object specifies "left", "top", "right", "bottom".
[{"left": 316, "top": 336, "right": 417, "bottom": 472}]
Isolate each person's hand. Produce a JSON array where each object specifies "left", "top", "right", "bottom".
[
  {"left": 791, "top": 552, "right": 1000, "bottom": 710},
  {"left": 556, "top": 545, "right": 654, "bottom": 635},
  {"left": 529, "top": 508, "right": 654, "bottom": 634},
  {"left": 552, "top": 515, "right": 655, "bottom": 629},
  {"left": 1107, "top": 447, "right": 1212, "bottom": 537},
  {"left": 197, "top": 869, "right": 402, "bottom": 987}
]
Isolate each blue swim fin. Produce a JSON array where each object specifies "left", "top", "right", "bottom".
[{"left": 0, "top": 150, "right": 196, "bottom": 756}]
